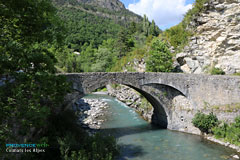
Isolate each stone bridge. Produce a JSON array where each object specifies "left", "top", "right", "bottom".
[{"left": 62, "top": 72, "right": 240, "bottom": 133}]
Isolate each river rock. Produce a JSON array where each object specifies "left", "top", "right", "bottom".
[
  {"left": 73, "top": 98, "right": 109, "bottom": 130},
  {"left": 107, "top": 84, "right": 153, "bottom": 122},
  {"left": 233, "top": 155, "right": 240, "bottom": 159}
]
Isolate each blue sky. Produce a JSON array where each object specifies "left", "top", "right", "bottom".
[
  {"left": 121, "top": 0, "right": 195, "bottom": 7},
  {"left": 120, "top": 0, "right": 195, "bottom": 30}
]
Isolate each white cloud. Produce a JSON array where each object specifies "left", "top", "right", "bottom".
[{"left": 128, "top": 0, "right": 192, "bottom": 30}]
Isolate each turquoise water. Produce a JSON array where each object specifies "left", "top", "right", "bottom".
[{"left": 84, "top": 94, "right": 239, "bottom": 160}]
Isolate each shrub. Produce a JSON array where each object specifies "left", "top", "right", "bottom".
[
  {"left": 212, "top": 122, "right": 229, "bottom": 138},
  {"left": 161, "top": 23, "right": 192, "bottom": 51},
  {"left": 146, "top": 38, "right": 173, "bottom": 72},
  {"left": 234, "top": 116, "right": 240, "bottom": 128},
  {"left": 210, "top": 67, "right": 225, "bottom": 75},
  {"left": 182, "top": 0, "right": 209, "bottom": 27},
  {"left": 210, "top": 116, "right": 240, "bottom": 146},
  {"left": 192, "top": 112, "right": 219, "bottom": 134},
  {"left": 225, "top": 126, "right": 240, "bottom": 146}
]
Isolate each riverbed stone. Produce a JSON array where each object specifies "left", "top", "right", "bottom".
[{"left": 74, "top": 98, "right": 109, "bottom": 130}]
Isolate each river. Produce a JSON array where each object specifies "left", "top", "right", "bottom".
[{"left": 83, "top": 94, "right": 238, "bottom": 160}]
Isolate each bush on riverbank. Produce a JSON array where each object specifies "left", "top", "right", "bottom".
[
  {"left": 192, "top": 112, "right": 219, "bottom": 134},
  {"left": 212, "top": 116, "right": 240, "bottom": 146},
  {"left": 192, "top": 112, "right": 240, "bottom": 146}
]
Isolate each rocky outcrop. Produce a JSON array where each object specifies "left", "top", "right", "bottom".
[
  {"left": 77, "top": 0, "right": 125, "bottom": 11},
  {"left": 176, "top": 0, "right": 240, "bottom": 74},
  {"left": 55, "top": 0, "right": 142, "bottom": 24},
  {"left": 107, "top": 84, "right": 153, "bottom": 122},
  {"left": 123, "top": 58, "right": 146, "bottom": 72}
]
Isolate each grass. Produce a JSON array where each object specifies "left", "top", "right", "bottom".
[
  {"left": 233, "top": 72, "right": 240, "bottom": 76},
  {"left": 211, "top": 103, "right": 240, "bottom": 112}
]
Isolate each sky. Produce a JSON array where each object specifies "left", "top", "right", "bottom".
[{"left": 120, "top": 0, "right": 195, "bottom": 30}]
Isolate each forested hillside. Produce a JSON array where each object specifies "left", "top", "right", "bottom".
[{"left": 52, "top": 0, "right": 161, "bottom": 72}]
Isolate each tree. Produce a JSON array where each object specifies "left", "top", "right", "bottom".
[
  {"left": 117, "top": 28, "right": 134, "bottom": 57},
  {"left": 149, "top": 20, "right": 159, "bottom": 37},
  {"left": 0, "top": 0, "right": 70, "bottom": 158},
  {"left": 0, "top": 0, "right": 65, "bottom": 74},
  {"left": 91, "top": 48, "right": 113, "bottom": 72},
  {"left": 142, "top": 14, "right": 150, "bottom": 36},
  {"left": 146, "top": 38, "right": 173, "bottom": 72},
  {"left": 129, "top": 21, "right": 137, "bottom": 35}
]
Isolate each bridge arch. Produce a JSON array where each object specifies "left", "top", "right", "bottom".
[
  {"left": 62, "top": 72, "right": 240, "bottom": 133},
  {"left": 66, "top": 73, "right": 189, "bottom": 129}
]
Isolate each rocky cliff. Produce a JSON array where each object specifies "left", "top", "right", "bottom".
[
  {"left": 77, "top": 0, "right": 125, "bottom": 11},
  {"left": 176, "top": 0, "right": 240, "bottom": 74},
  {"left": 54, "top": 0, "right": 142, "bottom": 24}
]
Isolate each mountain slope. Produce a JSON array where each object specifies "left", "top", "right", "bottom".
[
  {"left": 76, "top": 0, "right": 125, "bottom": 11},
  {"left": 53, "top": 0, "right": 161, "bottom": 73},
  {"left": 54, "top": 0, "right": 142, "bottom": 25},
  {"left": 53, "top": 0, "right": 144, "bottom": 51}
]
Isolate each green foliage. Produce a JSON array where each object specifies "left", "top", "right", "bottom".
[
  {"left": 212, "top": 116, "right": 240, "bottom": 146},
  {"left": 139, "top": 96, "right": 153, "bottom": 112},
  {"left": 91, "top": 48, "right": 113, "bottom": 72},
  {"left": 59, "top": 133, "right": 118, "bottom": 160},
  {"left": 0, "top": 0, "right": 71, "bottom": 159},
  {"left": 182, "top": 0, "right": 209, "bottom": 27},
  {"left": 52, "top": 111, "right": 118, "bottom": 160},
  {"left": 94, "top": 87, "right": 108, "bottom": 92},
  {"left": 52, "top": 4, "right": 161, "bottom": 73},
  {"left": 142, "top": 15, "right": 160, "bottom": 37},
  {"left": 0, "top": 0, "right": 119, "bottom": 159},
  {"left": 117, "top": 28, "right": 135, "bottom": 57},
  {"left": 146, "top": 38, "right": 173, "bottom": 72},
  {"left": 149, "top": 20, "right": 159, "bottom": 37},
  {"left": 111, "top": 47, "right": 147, "bottom": 72},
  {"left": 233, "top": 72, "right": 240, "bottom": 76},
  {"left": 0, "top": 0, "right": 63, "bottom": 75},
  {"left": 160, "top": 0, "right": 209, "bottom": 52},
  {"left": 57, "top": 6, "right": 121, "bottom": 50},
  {"left": 212, "top": 123, "right": 229, "bottom": 138},
  {"left": 234, "top": 116, "right": 240, "bottom": 128},
  {"left": 192, "top": 112, "right": 219, "bottom": 134},
  {"left": 210, "top": 67, "right": 225, "bottom": 75},
  {"left": 161, "top": 23, "right": 192, "bottom": 51}
]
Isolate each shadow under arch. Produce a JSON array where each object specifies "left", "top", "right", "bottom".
[{"left": 125, "top": 84, "right": 168, "bottom": 129}]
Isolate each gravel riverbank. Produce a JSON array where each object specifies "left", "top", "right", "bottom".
[{"left": 73, "top": 98, "right": 109, "bottom": 130}]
